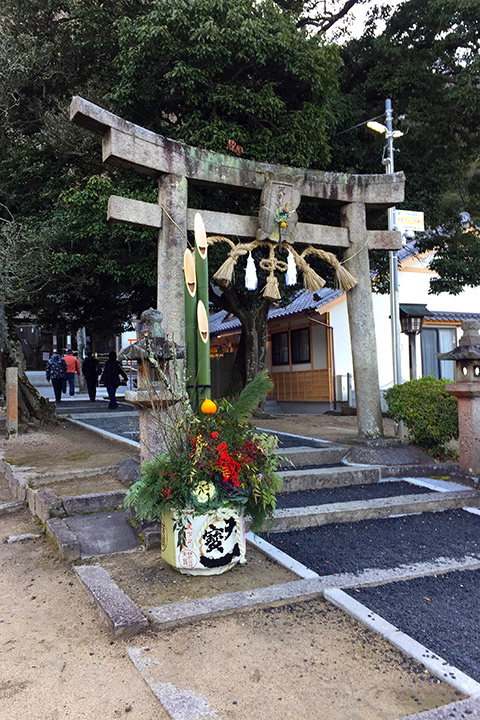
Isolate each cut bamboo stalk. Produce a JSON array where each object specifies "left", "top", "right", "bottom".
[
  {"left": 195, "top": 213, "right": 211, "bottom": 403},
  {"left": 183, "top": 249, "right": 197, "bottom": 406}
]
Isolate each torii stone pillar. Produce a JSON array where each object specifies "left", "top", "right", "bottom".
[
  {"left": 70, "top": 96, "right": 405, "bottom": 439},
  {"left": 157, "top": 174, "right": 188, "bottom": 344},
  {"left": 342, "top": 202, "right": 383, "bottom": 435}
]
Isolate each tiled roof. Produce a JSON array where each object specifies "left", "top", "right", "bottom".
[
  {"left": 209, "top": 286, "right": 343, "bottom": 336},
  {"left": 427, "top": 311, "right": 480, "bottom": 323}
]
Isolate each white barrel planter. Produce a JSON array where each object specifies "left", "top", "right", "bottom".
[{"left": 161, "top": 506, "right": 246, "bottom": 575}]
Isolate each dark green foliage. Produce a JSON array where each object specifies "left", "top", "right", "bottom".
[
  {"left": 384, "top": 376, "right": 458, "bottom": 457},
  {"left": 332, "top": 0, "right": 480, "bottom": 293},
  {"left": 228, "top": 368, "right": 274, "bottom": 424}
]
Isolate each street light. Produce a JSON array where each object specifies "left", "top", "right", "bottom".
[{"left": 368, "top": 99, "right": 404, "bottom": 391}]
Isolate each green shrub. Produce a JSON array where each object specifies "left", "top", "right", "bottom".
[{"left": 384, "top": 376, "right": 458, "bottom": 457}]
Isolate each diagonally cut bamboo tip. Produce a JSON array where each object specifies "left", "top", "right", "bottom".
[
  {"left": 194, "top": 212, "right": 208, "bottom": 259},
  {"left": 183, "top": 249, "right": 196, "bottom": 297},
  {"left": 197, "top": 300, "right": 209, "bottom": 344}
]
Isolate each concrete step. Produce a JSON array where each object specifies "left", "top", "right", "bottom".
[
  {"left": 277, "top": 445, "right": 349, "bottom": 469},
  {"left": 270, "top": 489, "right": 480, "bottom": 532},
  {"left": 278, "top": 464, "right": 381, "bottom": 492}
]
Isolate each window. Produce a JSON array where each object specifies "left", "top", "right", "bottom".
[
  {"left": 291, "top": 328, "right": 311, "bottom": 364},
  {"left": 421, "top": 327, "right": 456, "bottom": 380},
  {"left": 272, "top": 332, "right": 289, "bottom": 365},
  {"left": 271, "top": 327, "right": 311, "bottom": 366}
]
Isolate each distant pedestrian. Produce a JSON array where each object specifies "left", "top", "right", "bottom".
[
  {"left": 45, "top": 350, "right": 67, "bottom": 403},
  {"left": 100, "top": 351, "right": 128, "bottom": 409},
  {"left": 62, "top": 349, "right": 81, "bottom": 396},
  {"left": 82, "top": 351, "right": 102, "bottom": 402}
]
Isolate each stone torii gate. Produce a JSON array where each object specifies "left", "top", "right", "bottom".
[{"left": 70, "top": 96, "right": 405, "bottom": 439}]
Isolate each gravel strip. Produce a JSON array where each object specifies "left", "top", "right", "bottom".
[
  {"left": 345, "top": 569, "right": 480, "bottom": 683},
  {"left": 276, "top": 480, "right": 433, "bottom": 509},
  {"left": 259, "top": 430, "right": 327, "bottom": 448},
  {"left": 264, "top": 509, "right": 480, "bottom": 576}
]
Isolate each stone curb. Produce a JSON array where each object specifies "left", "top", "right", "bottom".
[
  {"left": 271, "top": 489, "right": 480, "bottom": 532},
  {"left": 379, "top": 462, "right": 460, "bottom": 479},
  {"left": 324, "top": 587, "right": 480, "bottom": 697},
  {"left": 147, "top": 554, "right": 480, "bottom": 630},
  {"left": 45, "top": 517, "right": 81, "bottom": 561},
  {"left": 74, "top": 565, "right": 147, "bottom": 639},
  {"left": 278, "top": 464, "right": 381, "bottom": 492},
  {"left": 400, "top": 693, "right": 480, "bottom": 719},
  {"left": 0, "top": 457, "right": 34, "bottom": 502},
  {"left": 64, "top": 417, "right": 141, "bottom": 449},
  {"left": 62, "top": 490, "right": 126, "bottom": 516},
  {"left": 277, "top": 445, "right": 348, "bottom": 468}
]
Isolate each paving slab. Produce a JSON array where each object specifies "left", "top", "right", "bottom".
[{"left": 63, "top": 510, "right": 140, "bottom": 558}]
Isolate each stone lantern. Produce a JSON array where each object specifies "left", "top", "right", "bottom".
[
  {"left": 438, "top": 320, "right": 480, "bottom": 478},
  {"left": 119, "top": 308, "right": 184, "bottom": 463}
]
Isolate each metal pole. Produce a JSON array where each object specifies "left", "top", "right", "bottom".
[{"left": 384, "top": 99, "right": 404, "bottom": 437}]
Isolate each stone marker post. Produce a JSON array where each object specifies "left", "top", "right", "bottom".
[{"left": 6, "top": 367, "right": 18, "bottom": 439}]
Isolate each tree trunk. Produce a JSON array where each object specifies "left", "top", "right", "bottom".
[
  {"left": 213, "top": 288, "right": 271, "bottom": 384},
  {"left": 0, "top": 304, "right": 56, "bottom": 428},
  {"left": 76, "top": 327, "right": 87, "bottom": 392}
]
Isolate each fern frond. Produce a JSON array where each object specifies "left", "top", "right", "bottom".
[{"left": 229, "top": 369, "right": 273, "bottom": 424}]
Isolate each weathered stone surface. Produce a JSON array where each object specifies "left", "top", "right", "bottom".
[
  {"left": 345, "top": 443, "right": 432, "bottom": 466},
  {"left": 62, "top": 490, "right": 126, "bottom": 516},
  {"left": 278, "top": 465, "right": 381, "bottom": 492},
  {"left": 342, "top": 201, "right": 384, "bottom": 438},
  {"left": 75, "top": 564, "right": 147, "bottom": 638},
  {"left": 6, "top": 533, "right": 42, "bottom": 543},
  {"left": 0, "top": 501, "right": 24, "bottom": 516},
  {"left": 34, "top": 489, "right": 65, "bottom": 522},
  {"left": 115, "top": 458, "right": 141, "bottom": 486},
  {"left": 71, "top": 96, "right": 405, "bottom": 206},
  {"left": 278, "top": 445, "right": 349, "bottom": 469},
  {"left": 270, "top": 489, "right": 480, "bottom": 532},
  {"left": 380, "top": 462, "right": 460, "bottom": 479},
  {"left": 46, "top": 518, "right": 80, "bottom": 561},
  {"left": 400, "top": 696, "right": 480, "bottom": 720}
]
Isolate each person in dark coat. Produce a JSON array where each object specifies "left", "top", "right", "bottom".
[
  {"left": 100, "top": 350, "right": 128, "bottom": 409},
  {"left": 82, "top": 351, "right": 102, "bottom": 402},
  {"left": 45, "top": 350, "right": 67, "bottom": 403}
]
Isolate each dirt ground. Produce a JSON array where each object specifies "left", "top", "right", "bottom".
[
  {"left": 0, "top": 417, "right": 464, "bottom": 719},
  {"left": 0, "top": 508, "right": 461, "bottom": 720},
  {"left": 256, "top": 413, "right": 397, "bottom": 444},
  {"left": 1, "top": 420, "right": 138, "bottom": 473}
]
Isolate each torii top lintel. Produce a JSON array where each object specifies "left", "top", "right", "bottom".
[{"left": 71, "top": 96, "right": 405, "bottom": 209}]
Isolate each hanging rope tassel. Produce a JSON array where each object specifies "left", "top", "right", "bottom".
[
  {"left": 285, "top": 249, "right": 297, "bottom": 286},
  {"left": 212, "top": 244, "right": 249, "bottom": 287},
  {"left": 288, "top": 246, "right": 326, "bottom": 292},
  {"left": 263, "top": 272, "right": 281, "bottom": 300},
  {"left": 245, "top": 251, "right": 258, "bottom": 290},
  {"left": 306, "top": 247, "right": 358, "bottom": 292}
]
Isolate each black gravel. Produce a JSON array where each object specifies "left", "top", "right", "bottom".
[
  {"left": 346, "top": 569, "right": 480, "bottom": 682},
  {"left": 78, "top": 415, "right": 139, "bottom": 441},
  {"left": 276, "top": 481, "right": 433, "bottom": 509},
  {"left": 264, "top": 509, "right": 480, "bottom": 576},
  {"left": 260, "top": 430, "right": 327, "bottom": 448}
]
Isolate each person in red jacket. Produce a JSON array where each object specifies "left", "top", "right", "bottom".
[{"left": 62, "top": 349, "right": 81, "bottom": 396}]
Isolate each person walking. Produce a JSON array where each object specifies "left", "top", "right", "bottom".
[
  {"left": 82, "top": 351, "right": 102, "bottom": 402},
  {"left": 62, "top": 349, "right": 81, "bottom": 396},
  {"left": 45, "top": 350, "right": 67, "bottom": 403},
  {"left": 100, "top": 351, "right": 128, "bottom": 409}
]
